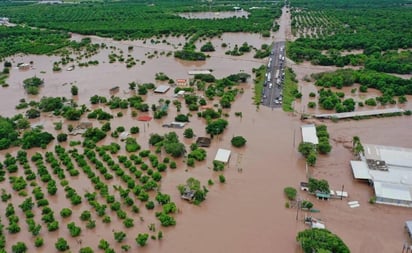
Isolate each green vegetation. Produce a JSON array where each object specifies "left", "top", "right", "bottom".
[
  {"left": 289, "top": 0, "right": 412, "bottom": 76},
  {"left": 178, "top": 177, "right": 208, "bottom": 205},
  {"left": 282, "top": 68, "right": 299, "bottom": 112},
  {"left": 231, "top": 136, "right": 247, "bottom": 147},
  {"left": 298, "top": 124, "right": 331, "bottom": 166},
  {"left": 308, "top": 178, "right": 330, "bottom": 193},
  {"left": 0, "top": 1, "right": 280, "bottom": 41},
  {"left": 313, "top": 69, "right": 412, "bottom": 106},
  {"left": 284, "top": 187, "right": 297, "bottom": 201},
  {"left": 297, "top": 228, "right": 350, "bottom": 253}
]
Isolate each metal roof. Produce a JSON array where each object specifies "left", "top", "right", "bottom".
[
  {"left": 374, "top": 182, "right": 412, "bottom": 202},
  {"left": 351, "top": 144, "right": 412, "bottom": 205},
  {"left": 214, "top": 149, "right": 231, "bottom": 163},
  {"left": 301, "top": 124, "right": 319, "bottom": 144},
  {"left": 188, "top": 70, "right": 211, "bottom": 75},
  {"left": 315, "top": 108, "right": 404, "bottom": 119},
  {"left": 154, "top": 85, "right": 170, "bottom": 93},
  {"left": 350, "top": 160, "right": 372, "bottom": 180}
]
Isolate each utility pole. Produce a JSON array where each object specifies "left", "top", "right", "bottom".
[{"left": 341, "top": 184, "right": 344, "bottom": 200}]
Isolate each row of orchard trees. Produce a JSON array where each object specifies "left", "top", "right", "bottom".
[{"left": 287, "top": 0, "right": 412, "bottom": 74}]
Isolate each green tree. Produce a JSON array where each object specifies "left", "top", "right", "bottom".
[
  {"left": 298, "top": 142, "right": 316, "bottom": 157},
  {"left": 79, "top": 247, "right": 94, "bottom": 253},
  {"left": 308, "top": 178, "right": 330, "bottom": 193},
  {"left": 231, "top": 136, "right": 247, "bottom": 147},
  {"left": 297, "top": 228, "right": 350, "bottom": 253},
  {"left": 114, "top": 231, "right": 127, "bottom": 242},
  {"left": 34, "top": 237, "right": 44, "bottom": 247},
  {"left": 57, "top": 133, "right": 68, "bottom": 142},
  {"left": 55, "top": 238, "right": 69, "bottom": 251},
  {"left": 60, "top": 208, "right": 72, "bottom": 218},
  {"left": 284, "top": 187, "right": 297, "bottom": 200},
  {"left": 205, "top": 119, "right": 228, "bottom": 136},
  {"left": 136, "top": 233, "right": 149, "bottom": 247},
  {"left": 71, "top": 85, "right": 78, "bottom": 96},
  {"left": 306, "top": 151, "right": 317, "bottom": 166},
  {"left": 12, "top": 242, "right": 27, "bottom": 253}
]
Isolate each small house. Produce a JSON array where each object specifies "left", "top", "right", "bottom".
[
  {"left": 181, "top": 187, "right": 195, "bottom": 202},
  {"left": 154, "top": 85, "right": 170, "bottom": 94},
  {"left": 18, "top": 63, "right": 30, "bottom": 70},
  {"left": 214, "top": 149, "right": 231, "bottom": 164},
  {"left": 196, "top": 137, "right": 211, "bottom": 147},
  {"left": 176, "top": 79, "right": 187, "bottom": 87}
]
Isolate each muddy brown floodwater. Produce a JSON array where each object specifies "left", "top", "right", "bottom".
[{"left": 0, "top": 6, "right": 412, "bottom": 253}]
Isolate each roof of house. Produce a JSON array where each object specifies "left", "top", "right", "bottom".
[
  {"left": 137, "top": 115, "right": 152, "bottom": 121},
  {"left": 301, "top": 124, "right": 319, "bottom": 145},
  {"left": 214, "top": 148, "right": 231, "bottom": 163},
  {"left": 154, "top": 85, "right": 170, "bottom": 93}
]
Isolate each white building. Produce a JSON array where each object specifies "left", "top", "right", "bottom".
[
  {"left": 301, "top": 124, "right": 318, "bottom": 145},
  {"left": 214, "top": 149, "right": 231, "bottom": 164},
  {"left": 350, "top": 144, "right": 412, "bottom": 207}
]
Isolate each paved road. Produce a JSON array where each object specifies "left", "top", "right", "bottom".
[{"left": 261, "top": 41, "right": 286, "bottom": 109}]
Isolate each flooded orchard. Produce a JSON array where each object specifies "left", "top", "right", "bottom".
[{"left": 0, "top": 6, "right": 411, "bottom": 253}]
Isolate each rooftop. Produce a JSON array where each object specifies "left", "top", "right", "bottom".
[
  {"left": 301, "top": 124, "right": 318, "bottom": 144},
  {"left": 154, "top": 85, "right": 170, "bottom": 93},
  {"left": 315, "top": 108, "right": 404, "bottom": 119},
  {"left": 351, "top": 144, "right": 412, "bottom": 206},
  {"left": 215, "top": 148, "right": 231, "bottom": 163}
]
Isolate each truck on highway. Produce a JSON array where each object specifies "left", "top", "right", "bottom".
[
  {"left": 267, "top": 73, "right": 271, "bottom": 82},
  {"left": 275, "top": 70, "right": 280, "bottom": 79}
]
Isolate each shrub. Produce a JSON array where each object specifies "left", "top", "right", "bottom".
[
  {"left": 284, "top": 187, "right": 297, "bottom": 200},
  {"left": 60, "top": 208, "right": 72, "bottom": 218},
  {"left": 231, "top": 136, "right": 247, "bottom": 147}
]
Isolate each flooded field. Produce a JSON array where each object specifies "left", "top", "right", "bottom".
[{"left": 0, "top": 6, "right": 411, "bottom": 253}]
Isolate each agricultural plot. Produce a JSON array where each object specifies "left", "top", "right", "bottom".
[
  {"left": 287, "top": 0, "right": 412, "bottom": 73},
  {"left": 291, "top": 9, "right": 344, "bottom": 39}
]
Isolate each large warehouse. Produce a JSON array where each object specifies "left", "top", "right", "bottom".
[{"left": 350, "top": 144, "right": 412, "bottom": 207}]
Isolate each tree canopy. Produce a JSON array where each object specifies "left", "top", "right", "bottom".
[{"left": 297, "top": 228, "right": 350, "bottom": 253}]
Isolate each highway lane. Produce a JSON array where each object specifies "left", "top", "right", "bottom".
[{"left": 261, "top": 41, "right": 286, "bottom": 109}]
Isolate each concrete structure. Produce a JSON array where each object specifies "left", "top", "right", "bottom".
[
  {"left": 315, "top": 108, "right": 404, "bottom": 119},
  {"left": 214, "top": 148, "right": 231, "bottom": 163},
  {"left": 188, "top": 70, "right": 211, "bottom": 75},
  {"left": 301, "top": 124, "right": 318, "bottom": 144},
  {"left": 350, "top": 144, "right": 412, "bottom": 207},
  {"left": 154, "top": 85, "right": 170, "bottom": 94}
]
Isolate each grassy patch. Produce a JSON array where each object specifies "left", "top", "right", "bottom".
[
  {"left": 252, "top": 65, "right": 265, "bottom": 106},
  {"left": 282, "top": 67, "right": 298, "bottom": 112}
]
